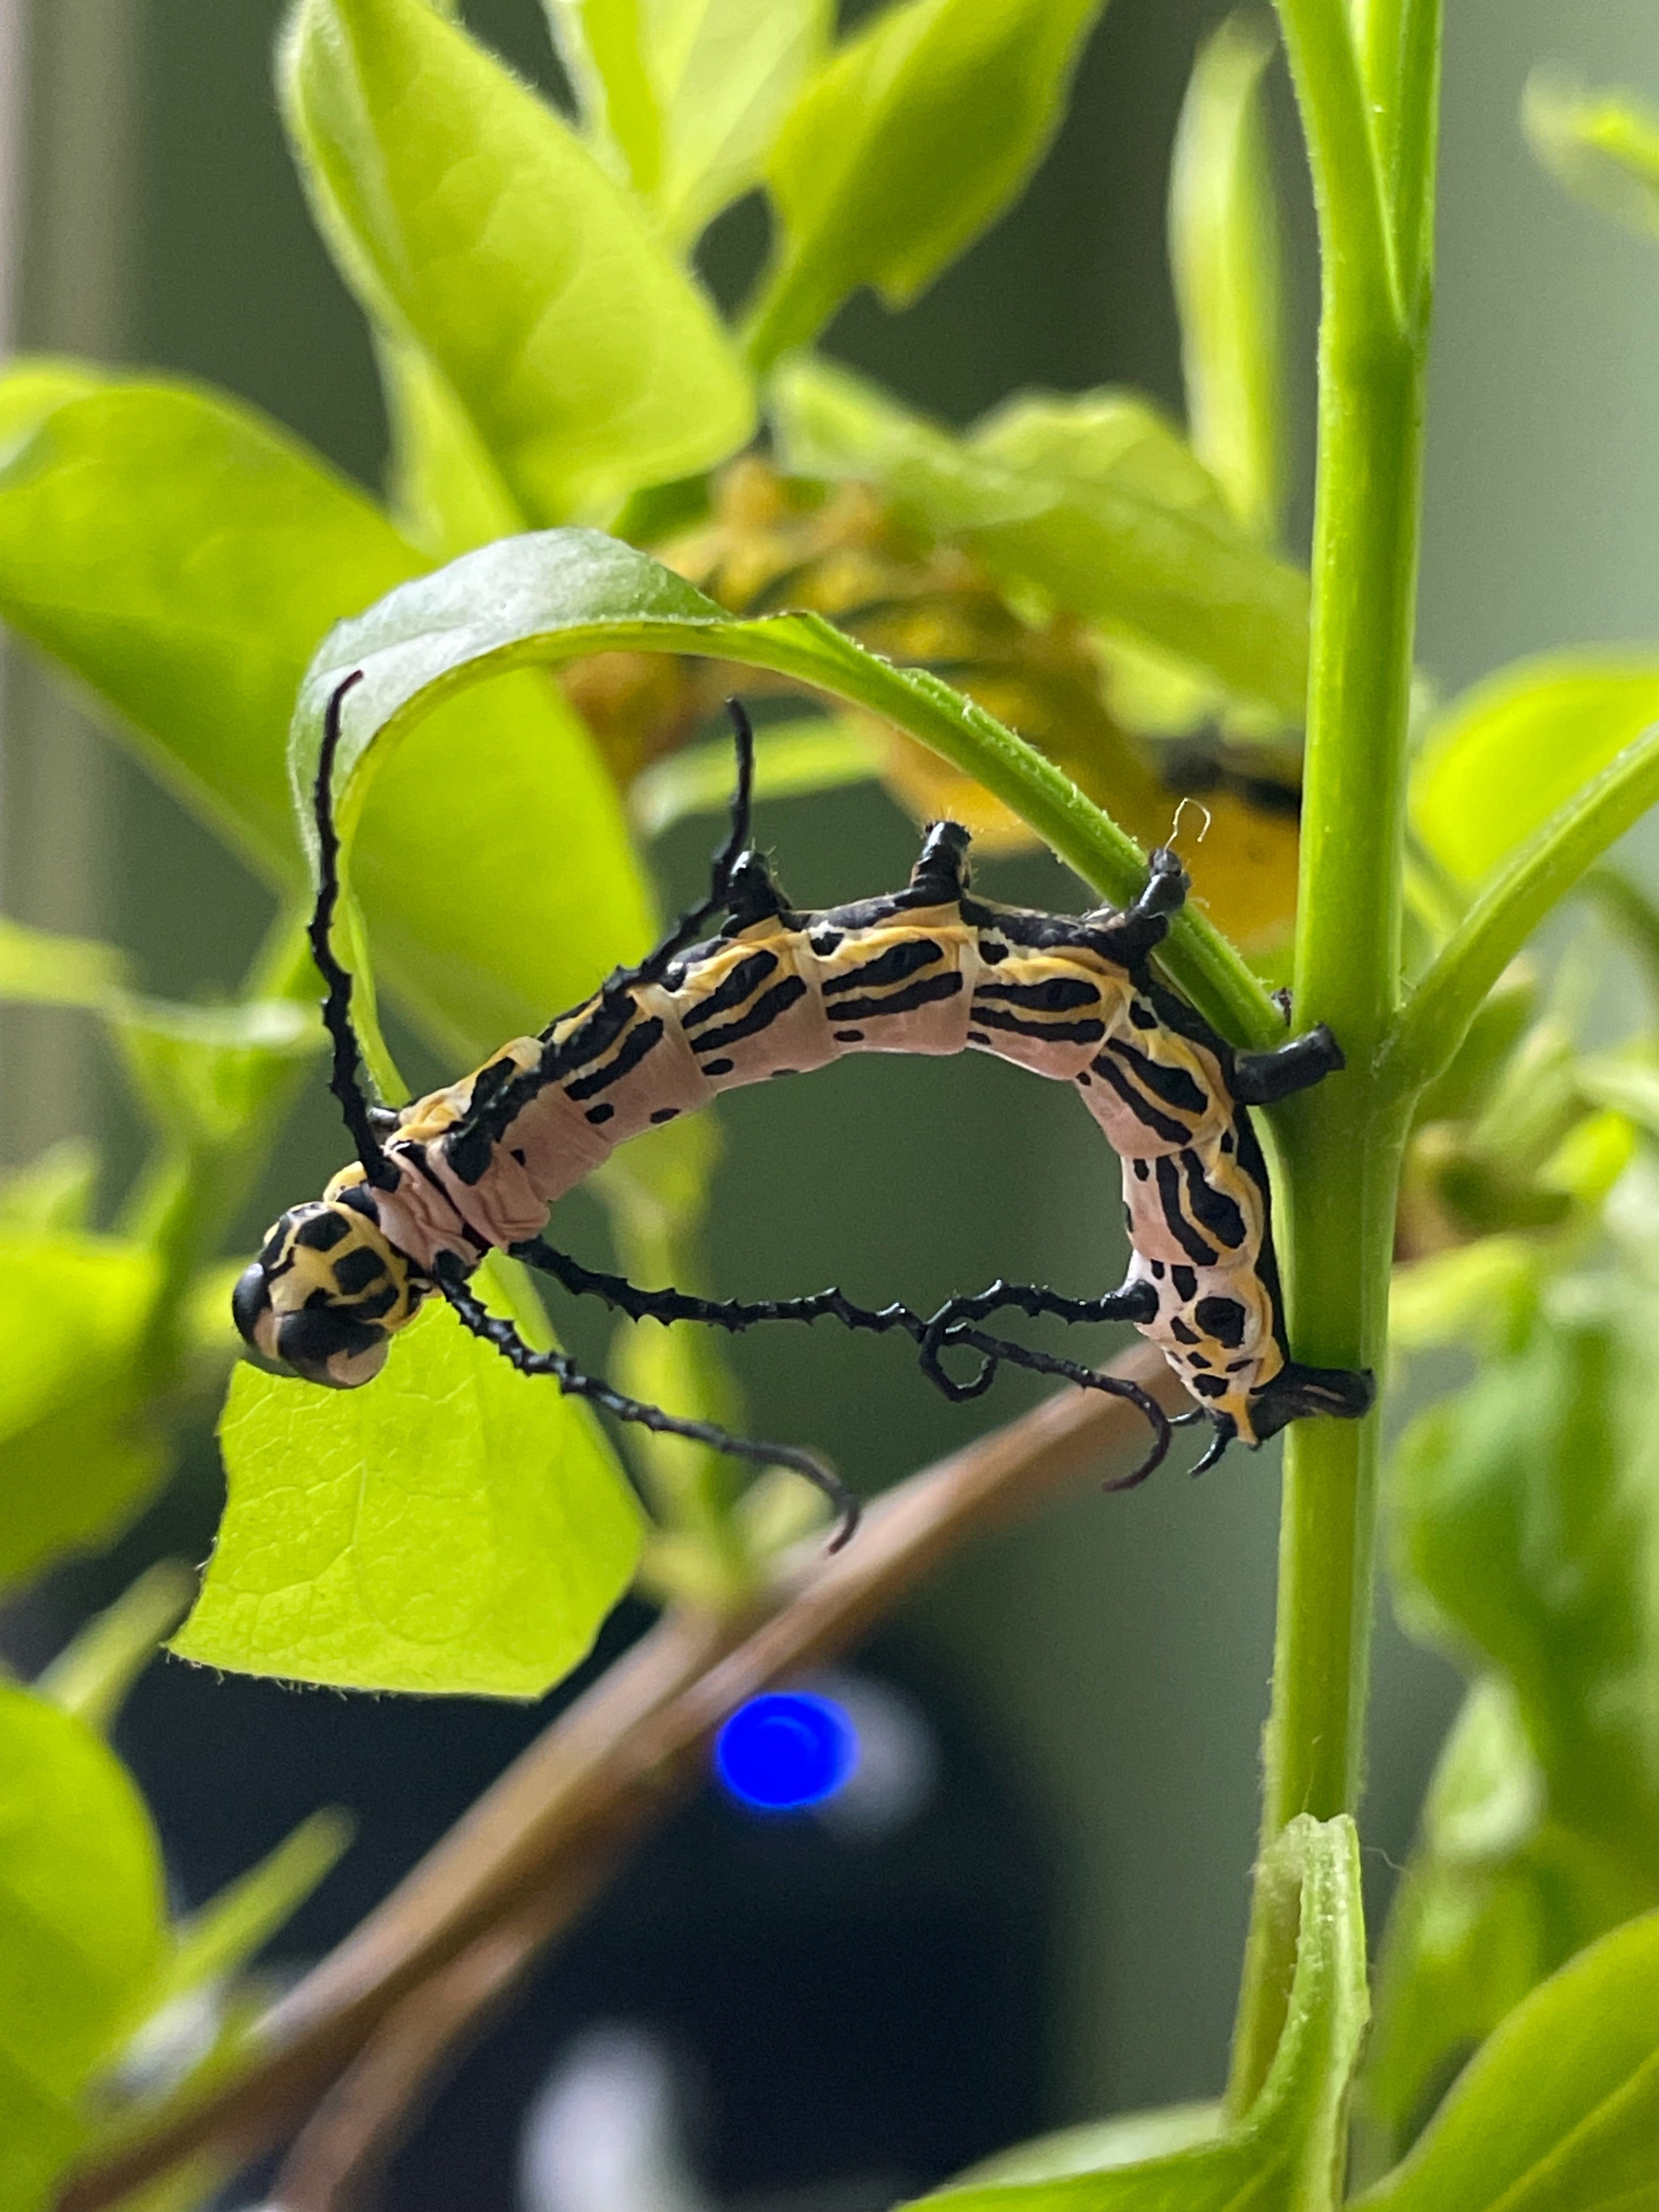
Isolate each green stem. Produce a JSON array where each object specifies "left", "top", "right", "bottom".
[{"left": 1227, "top": 0, "right": 1440, "bottom": 2116}]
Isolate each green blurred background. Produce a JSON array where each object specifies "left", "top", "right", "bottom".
[{"left": 3, "top": 0, "right": 1657, "bottom": 2145}]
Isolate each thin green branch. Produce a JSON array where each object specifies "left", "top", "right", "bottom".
[{"left": 1273, "top": 0, "right": 1397, "bottom": 324}]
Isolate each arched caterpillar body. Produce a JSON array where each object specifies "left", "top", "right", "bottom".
[{"left": 234, "top": 682, "right": 1373, "bottom": 1542}]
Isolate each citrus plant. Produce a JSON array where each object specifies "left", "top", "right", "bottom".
[{"left": 4, "top": 1, "right": 1659, "bottom": 2207}]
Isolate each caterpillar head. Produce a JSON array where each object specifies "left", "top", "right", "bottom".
[
  {"left": 1244, "top": 1357, "right": 1375, "bottom": 1444},
  {"left": 233, "top": 1193, "right": 421, "bottom": 1389}
]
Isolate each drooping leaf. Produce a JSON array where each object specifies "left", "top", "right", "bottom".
[
  {"left": 918, "top": 1815, "right": 1365, "bottom": 2212},
  {"left": 0, "top": 1685, "right": 166, "bottom": 2207},
  {"left": 281, "top": 0, "right": 755, "bottom": 522},
  {"left": 770, "top": 356, "right": 1308, "bottom": 724},
  {"left": 290, "top": 525, "right": 1280, "bottom": 1053},
  {"left": 36, "top": 1561, "right": 198, "bottom": 1733},
  {"left": 748, "top": 0, "right": 1103, "bottom": 366},
  {"left": 1523, "top": 71, "right": 1659, "bottom": 243},
  {"left": 176, "top": 1284, "right": 644, "bottom": 1696},
  {"left": 0, "top": 370, "right": 653, "bottom": 1062},
  {"left": 544, "top": 0, "right": 833, "bottom": 249},
  {"left": 0, "top": 1228, "right": 170, "bottom": 1591},
  {"left": 1355, "top": 1910, "right": 1659, "bottom": 2212},
  {"left": 1168, "top": 12, "right": 1284, "bottom": 540},
  {"left": 950, "top": 2107, "right": 1222, "bottom": 2186}
]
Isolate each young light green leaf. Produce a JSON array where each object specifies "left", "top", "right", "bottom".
[
  {"left": 281, "top": 0, "right": 755, "bottom": 521},
  {"left": 1523, "top": 72, "right": 1659, "bottom": 243},
  {"left": 545, "top": 0, "right": 832, "bottom": 248},
  {"left": 771, "top": 356, "right": 1308, "bottom": 724},
  {"left": 1169, "top": 13, "right": 1284, "bottom": 540},
  {"left": 1354, "top": 1910, "right": 1659, "bottom": 2212},
  {"left": 377, "top": 332, "right": 526, "bottom": 564},
  {"left": 1410, "top": 653, "right": 1659, "bottom": 885},
  {"left": 157, "top": 1810, "right": 354, "bottom": 2007},
  {"left": 108, "top": 997, "right": 319, "bottom": 1153},
  {"left": 1390, "top": 664, "right": 1659, "bottom": 1093},
  {"left": 0, "top": 1228, "right": 170, "bottom": 1591},
  {"left": 748, "top": 0, "right": 1103, "bottom": 366},
  {"left": 36, "top": 1561, "right": 197, "bottom": 1733},
  {"left": 176, "top": 1293, "right": 644, "bottom": 1696},
  {"left": 629, "top": 712, "right": 880, "bottom": 837},
  {"left": 0, "top": 1684, "right": 166, "bottom": 2204},
  {"left": 0, "top": 371, "right": 654, "bottom": 1063},
  {"left": 918, "top": 1815, "right": 1365, "bottom": 2212},
  {"left": 950, "top": 2107, "right": 1222, "bottom": 2187},
  {"left": 0, "top": 915, "right": 128, "bottom": 1008},
  {"left": 292, "top": 526, "right": 1282, "bottom": 1054}
]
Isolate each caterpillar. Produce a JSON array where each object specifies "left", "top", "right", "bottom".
[{"left": 234, "top": 676, "right": 1373, "bottom": 1547}]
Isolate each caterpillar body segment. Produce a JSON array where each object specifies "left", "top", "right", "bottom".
[{"left": 234, "top": 682, "right": 1372, "bottom": 1531}]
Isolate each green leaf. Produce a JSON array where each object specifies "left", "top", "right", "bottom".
[
  {"left": 1523, "top": 72, "right": 1659, "bottom": 243},
  {"left": 1390, "top": 658, "right": 1659, "bottom": 1093},
  {"left": 629, "top": 712, "right": 879, "bottom": 836},
  {"left": 0, "top": 1229, "right": 171, "bottom": 1592},
  {"left": 157, "top": 1810, "right": 353, "bottom": 2007},
  {"left": 376, "top": 331, "right": 526, "bottom": 563},
  {"left": 748, "top": 0, "right": 1103, "bottom": 366},
  {"left": 176, "top": 1287, "right": 644, "bottom": 1696},
  {"left": 918, "top": 1815, "right": 1365, "bottom": 2212},
  {"left": 281, "top": 0, "right": 755, "bottom": 521},
  {"left": 35, "top": 1561, "right": 198, "bottom": 1733},
  {"left": 291, "top": 525, "right": 1280, "bottom": 1052},
  {"left": 0, "top": 370, "right": 654, "bottom": 1062},
  {"left": 108, "top": 997, "right": 319, "bottom": 1152},
  {"left": 1410, "top": 654, "right": 1659, "bottom": 885},
  {"left": 0, "top": 1684, "right": 166, "bottom": 2204},
  {"left": 769, "top": 356, "right": 1309, "bottom": 724},
  {"left": 0, "top": 1139, "right": 100, "bottom": 1233},
  {"left": 1354, "top": 1910, "right": 1659, "bottom": 2212},
  {"left": 1389, "top": 1288, "right": 1659, "bottom": 1874},
  {"left": 545, "top": 0, "right": 833, "bottom": 249},
  {"left": 1168, "top": 13, "right": 1284, "bottom": 540},
  {"left": 0, "top": 915, "right": 128, "bottom": 1008}
]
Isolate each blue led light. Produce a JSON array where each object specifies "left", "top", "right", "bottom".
[{"left": 715, "top": 1692, "right": 858, "bottom": 1811}]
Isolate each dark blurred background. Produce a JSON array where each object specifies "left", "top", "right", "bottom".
[{"left": 4, "top": 1, "right": 1659, "bottom": 2204}]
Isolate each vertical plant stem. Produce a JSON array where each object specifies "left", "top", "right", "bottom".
[{"left": 1227, "top": 0, "right": 1440, "bottom": 2114}]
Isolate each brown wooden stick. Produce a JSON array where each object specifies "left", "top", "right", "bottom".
[{"left": 63, "top": 1348, "right": 1180, "bottom": 2212}]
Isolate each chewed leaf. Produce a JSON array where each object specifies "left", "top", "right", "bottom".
[
  {"left": 283, "top": 0, "right": 755, "bottom": 521},
  {"left": 177, "top": 1297, "right": 644, "bottom": 1696}
]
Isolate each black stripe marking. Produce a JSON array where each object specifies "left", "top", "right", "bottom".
[
  {"left": 1195, "top": 1295, "right": 1248, "bottom": 1349},
  {"left": 827, "top": 970, "right": 964, "bottom": 1024},
  {"left": 1091, "top": 1053, "right": 1193, "bottom": 1145},
  {"left": 692, "top": 974, "right": 811, "bottom": 1056},
  {"left": 1171, "top": 1265, "right": 1198, "bottom": 1300},
  {"left": 565, "top": 1015, "right": 667, "bottom": 1102},
  {"left": 585, "top": 1103, "right": 615, "bottom": 1125},
  {"left": 680, "top": 950, "right": 779, "bottom": 1030},
  {"left": 971, "top": 1003, "right": 1105, "bottom": 1046},
  {"left": 1182, "top": 1150, "right": 1247, "bottom": 1249},
  {"left": 1102, "top": 1037, "right": 1209, "bottom": 1116},
  {"left": 1156, "top": 1155, "right": 1218, "bottom": 1265},
  {"left": 821, "top": 937, "right": 944, "bottom": 996},
  {"left": 974, "top": 975, "right": 1101, "bottom": 1013}
]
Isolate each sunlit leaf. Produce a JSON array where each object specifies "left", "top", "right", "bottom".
[
  {"left": 282, "top": 0, "right": 755, "bottom": 521},
  {"left": 291, "top": 525, "right": 1279, "bottom": 1052},
  {"left": 1524, "top": 71, "right": 1659, "bottom": 243},
  {"left": 770, "top": 356, "right": 1308, "bottom": 723},
  {"left": 0, "top": 915, "right": 128, "bottom": 1008},
  {"left": 0, "top": 1229, "right": 169, "bottom": 1592},
  {"left": 545, "top": 0, "right": 833, "bottom": 248},
  {"left": 0, "top": 1685, "right": 166, "bottom": 2206},
  {"left": 176, "top": 1289, "right": 644, "bottom": 1696},
  {"left": 951, "top": 2107, "right": 1222, "bottom": 2186},
  {"left": 0, "top": 370, "right": 653, "bottom": 1063},
  {"left": 376, "top": 332, "right": 525, "bottom": 563},
  {"left": 1355, "top": 1910, "right": 1659, "bottom": 2212},
  {"left": 748, "top": 0, "right": 1103, "bottom": 365},
  {"left": 1169, "top": 12, "right": 1283, "bottom": 540},
  {"left": 918, "top": 1815, "right": 1364, "bottom": 2211}
]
